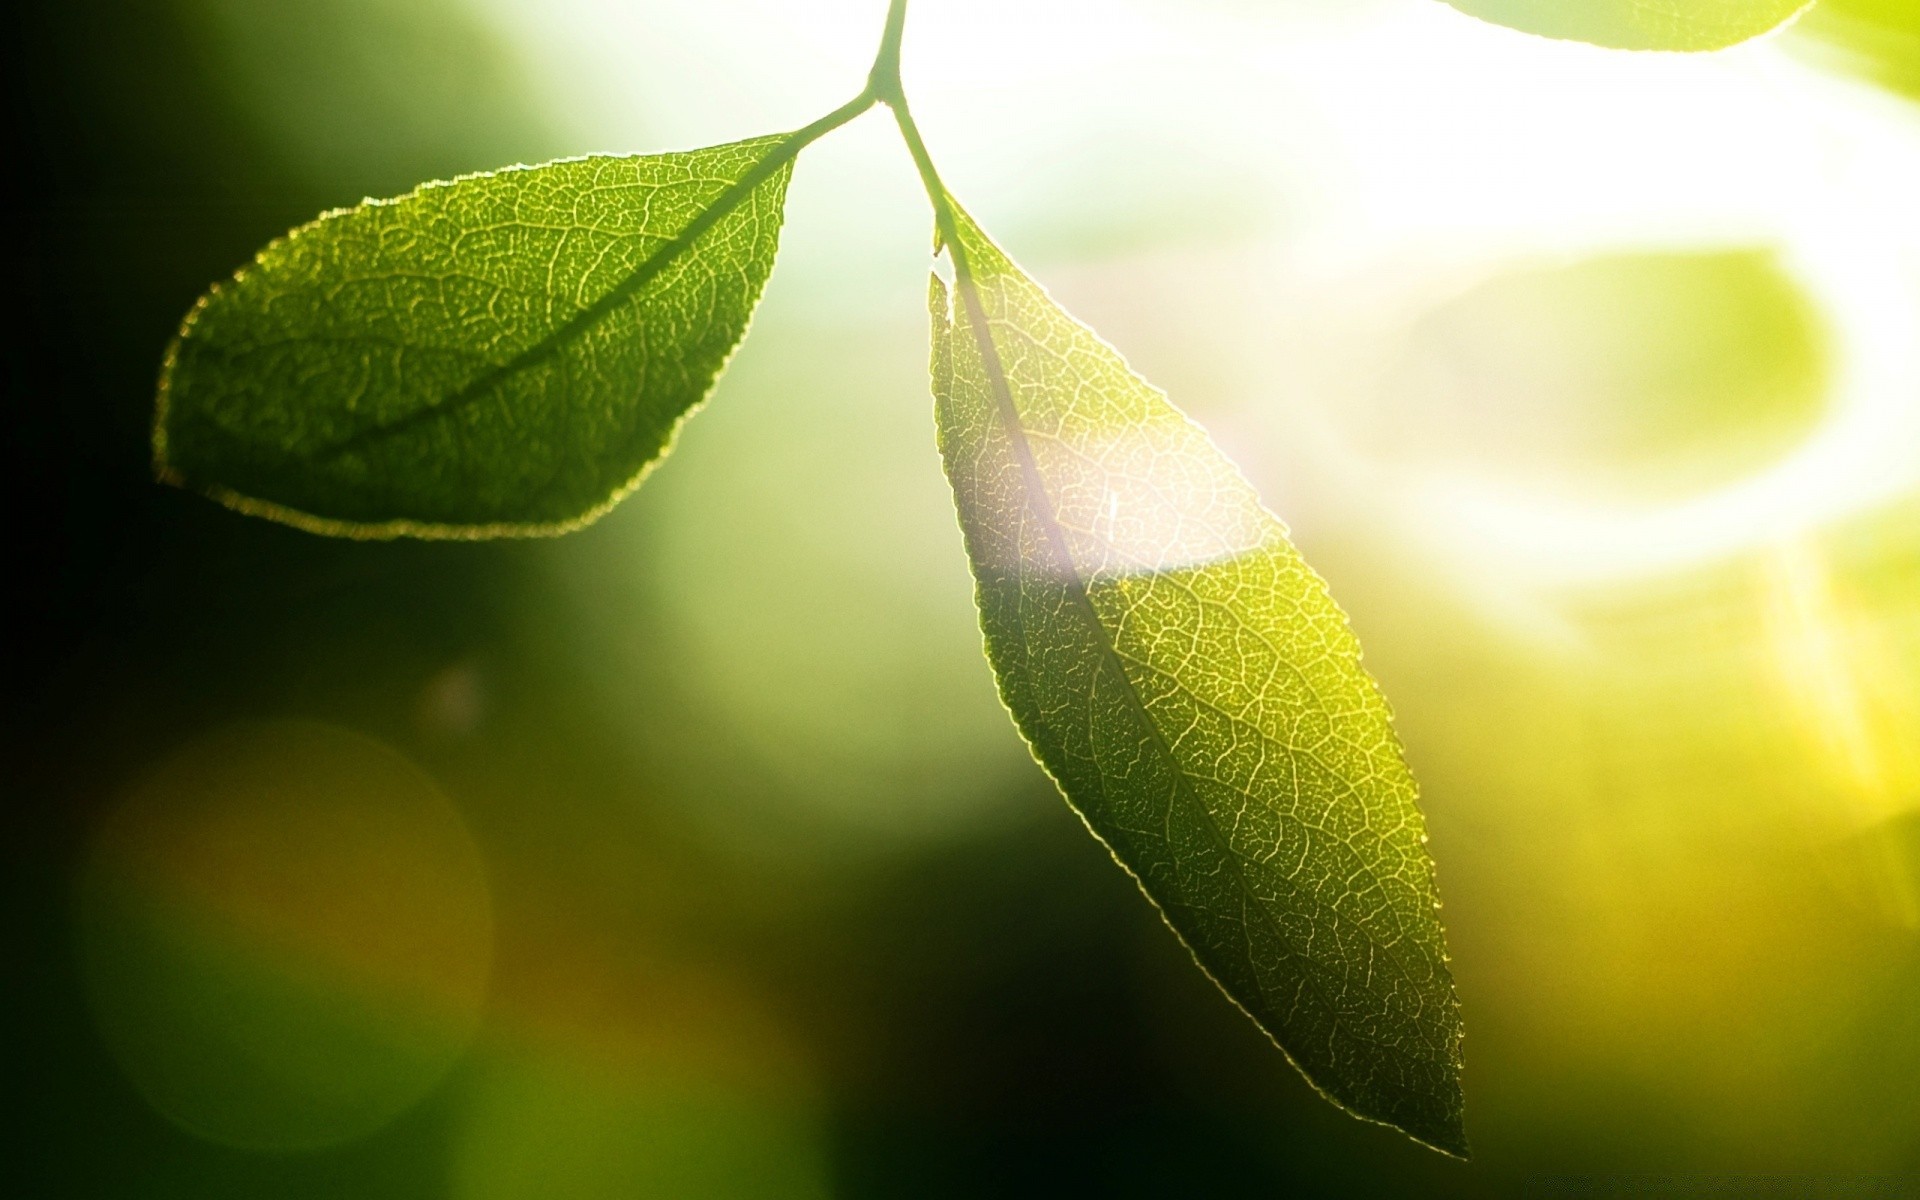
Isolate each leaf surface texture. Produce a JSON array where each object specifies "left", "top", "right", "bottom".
[
  {"left": 929, "top": 206, "right": 1466, "bottom": 1155},
  {"left": 1438, "top": 0, "right": 1812, "bottom": 49},
  {"left": 157, "top": 136, "right": 795, "bottom": 535}
]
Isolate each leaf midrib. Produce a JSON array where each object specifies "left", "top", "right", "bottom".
[
  {"left": 285, "top": 88, "right": 879, "bottom": 466},
  {"left": 942, "top": 254, "right": 1370, "bottom": 1042},
  {"left": 301, "top": 142, "right": 797, "bottom": 465},
  {"left": 948, "top": 268, "right": 1464, "bottom": 1146}
]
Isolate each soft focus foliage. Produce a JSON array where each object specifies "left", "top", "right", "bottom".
[
  {"left": 1796, "top": 0, "right": 1920, "bottom": 99},
  {"left": 1364, "top": 249, "right": 1829, "bottom": 504}
]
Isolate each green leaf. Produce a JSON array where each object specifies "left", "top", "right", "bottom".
[
  {"left": 156, "top": 135, "right": 797, "bottom": 537},
  {"left": 928, "top": 204, "right": 1466, "bottom": 1155},
  {"left": 1438, "top": 0, "right": 1814, "bottom": 50}
]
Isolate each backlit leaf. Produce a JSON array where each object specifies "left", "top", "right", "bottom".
[
  {"left": 157, "top": 136, "right": 796, "bottom": 537},
  {"left": 929, "top": 203, "right": 1466, "bottom": 1155},
  {"left": 1438, "top": 0, "right": 1813, "bottom": 50}
]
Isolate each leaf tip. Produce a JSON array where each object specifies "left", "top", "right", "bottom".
[
  {"left": 1417, "top": 1114, "right": 1472, "bottom": 1162},
  {"left": 1386, "top": 1058, "right": 1470, "bottom": 1159}
]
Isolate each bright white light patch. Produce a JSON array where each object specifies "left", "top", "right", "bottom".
[{"left": 467, "top": 0, "right": 1920, "bottom": 587}]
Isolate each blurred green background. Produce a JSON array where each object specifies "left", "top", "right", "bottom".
[{"left": 7, "top": 0, "right": 1919, "bottom": 1196}]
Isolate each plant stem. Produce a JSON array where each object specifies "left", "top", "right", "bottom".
[
  {"left": 788, "top": 89, "right": 878, "bottom": 151},
  {"left": 864, "top": 0, "right": 971, "bottom": 279},
  {"left": 774, "top": 0, "right": 978, "bottom": 278},
  {"left": 888, "top": 100, "right": 962, "bottom": 257},
  {"left": 781, "top": 0, "right": 920, "bottom": 154},
  {"left": 869, "top": 0, "right": 911, "bottom": 102},
  {"left": 779, "top": 0, "right": 916, "bottom": 188}
]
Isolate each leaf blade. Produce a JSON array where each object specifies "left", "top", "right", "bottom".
[
  {"left": 929, "top": 206, "right": 1466, "bottom": 1155},
  {"left": 1437, "top": 0, "right": 1814, "bottom": 50},
  {"left": 157, "top": 135, "right": 798, "bottom": 537}
]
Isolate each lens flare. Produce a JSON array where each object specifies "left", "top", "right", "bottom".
[{"left": 74, "top": 721, "right": 493, "bottom": 1151}]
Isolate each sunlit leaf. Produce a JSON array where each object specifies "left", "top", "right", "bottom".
[
  {"left": 1438, "top": 0, "right": 1813, "bottom": 50},
  {"left": 157, "top": 136, "right": 796, "bottom": 537},
  {"left": 928, "top": 204, "right": 1466, "bottom": 1154}
]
